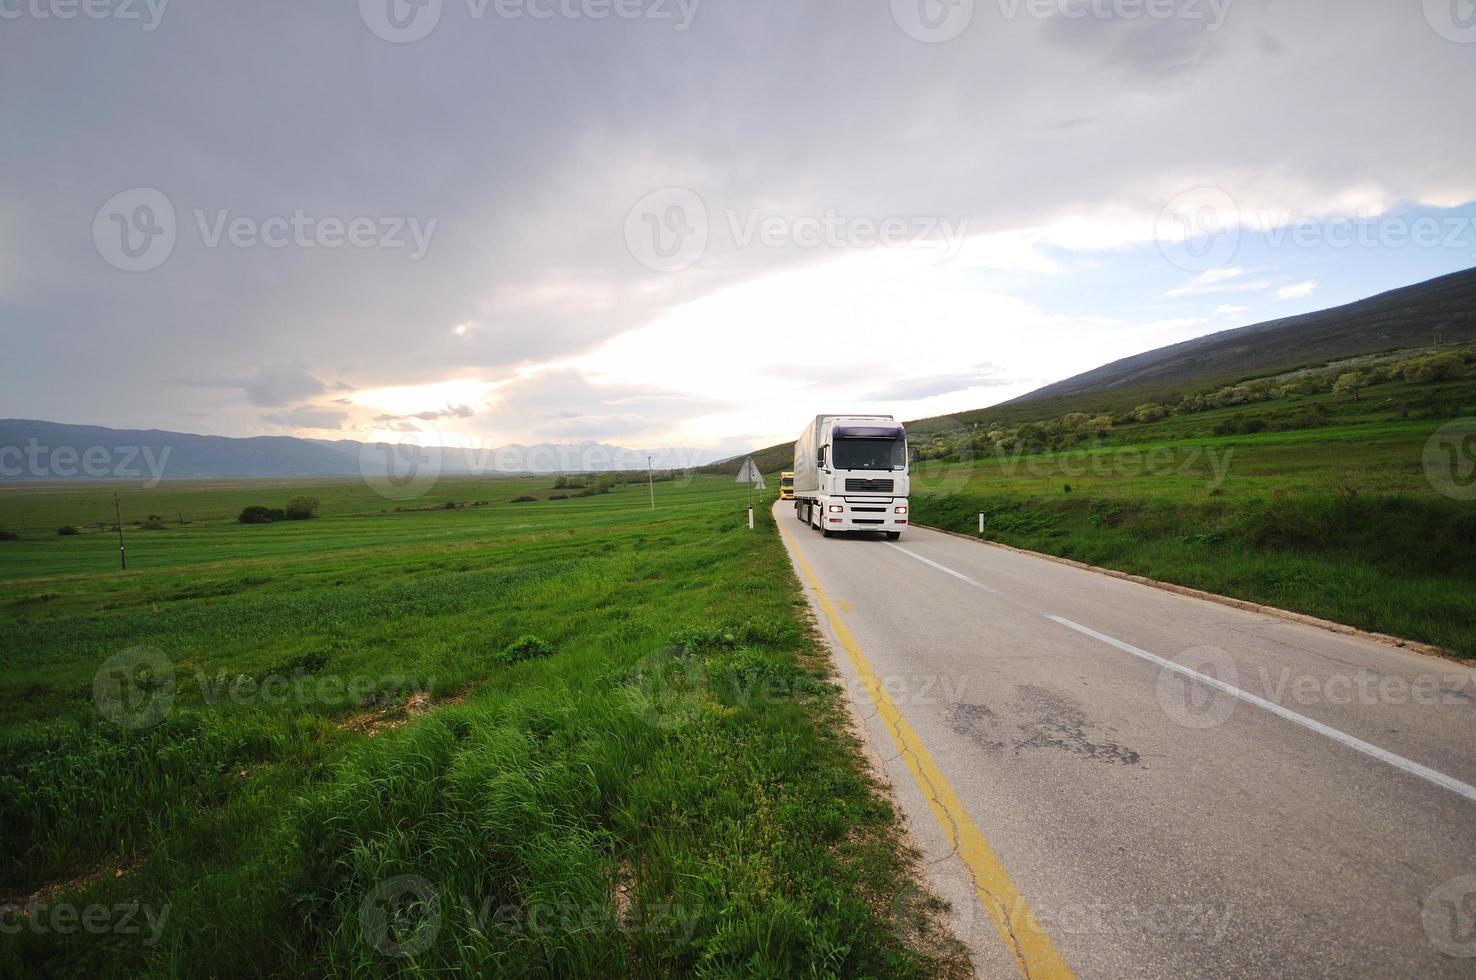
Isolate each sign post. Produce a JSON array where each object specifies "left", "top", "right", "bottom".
[
  {"left": 114, "top": 492, "right": 127, "bottom": 571},
  {"left": 735, "top": 457, "right": 766, "bottom": 530}
]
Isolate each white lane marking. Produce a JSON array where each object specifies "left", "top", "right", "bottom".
[
  {"left": 1047, "top": 615, "right": 1476, "bottom": 805},
  {"left": 887, "top": 544, "right": 1002, "bottom": 594}
]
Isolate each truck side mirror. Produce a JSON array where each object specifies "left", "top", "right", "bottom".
[{"left": 816, "top": 448, "right": 825, "bottom": 467}]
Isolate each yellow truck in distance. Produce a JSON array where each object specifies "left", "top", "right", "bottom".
[{"left": 779, "top": 471, "right": 795, "bottom": 500}]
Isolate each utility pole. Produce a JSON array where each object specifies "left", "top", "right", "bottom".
[
  {"left": 113, "top": 492, "right": 127, "bottom": 571},
  {"left": 647, "top": 455, "right": 655, "bottom": 510}
]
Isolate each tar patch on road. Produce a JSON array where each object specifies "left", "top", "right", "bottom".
[{"left": 949, "top": 686, "right": 1143, "bottom": 767}]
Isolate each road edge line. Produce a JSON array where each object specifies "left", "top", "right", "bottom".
[
  {"left": 912, "top": 522, "right": 1459, "bottom": 663},
  {"left": 777, "top": 520, "right": 1076, "bottom": 980}
]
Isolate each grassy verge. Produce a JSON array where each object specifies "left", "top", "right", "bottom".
[
  {"left": 0, "top": 476, "right": 967, "bottom": 977},
  {"left": 911, "top": 408, "right": 1476, "bottom": 659}
]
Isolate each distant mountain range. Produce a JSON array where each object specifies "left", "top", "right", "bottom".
[
  {"left": 708, "top": 265, "right": 1476, "bottom": 473},
  {"left": 0, "top": 419, "right": 712, "bottom": 482}
]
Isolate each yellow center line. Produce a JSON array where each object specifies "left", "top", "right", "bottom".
[{"left": 778, "top": 520, "right": 1075, "bottom": 980}]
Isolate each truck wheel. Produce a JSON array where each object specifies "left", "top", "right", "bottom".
[{"left": 885, "top": 532, "right": 901, "bottom": 541}]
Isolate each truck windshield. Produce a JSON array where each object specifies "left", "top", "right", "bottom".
[{"left": 832, "top": 437, "right": 906, "bottom": 471}]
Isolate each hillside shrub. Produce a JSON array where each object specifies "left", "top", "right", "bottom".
[
  {"left": 497, "top": 635, "right": 554, "bottom": 665},
  {"left": 56, "top": 526, "right": 80, "bottom": 536},
  {"left": 284, "top": 496, "right": 320, "bottom": 520}
]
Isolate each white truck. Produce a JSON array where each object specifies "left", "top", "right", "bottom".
[{"left": 792, "top": 414, "right": 909, "bottom": 539}]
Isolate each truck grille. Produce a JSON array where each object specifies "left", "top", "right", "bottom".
[{"left": 845, "top": 478, "right": 894, "bottom": 493}]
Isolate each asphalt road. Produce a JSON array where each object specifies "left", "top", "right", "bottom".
[{"left": 774, "top": 502, "right": 1476, "bottom": 980}]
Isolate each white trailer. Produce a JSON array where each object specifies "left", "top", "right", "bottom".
[{"left": 792, "top": 414, "right": 909, "bottom": 539}]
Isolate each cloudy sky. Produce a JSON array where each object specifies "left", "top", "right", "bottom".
[{"left": 3, "top": 0, "right": 1474, "bottom": 457}]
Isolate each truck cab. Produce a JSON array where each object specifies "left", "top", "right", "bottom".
[
  {"left": 792, "top": 415, "right": 909, "bottom": 540},
  {"left": 779, "top": 471, "right": 795, "bottom": 500}
]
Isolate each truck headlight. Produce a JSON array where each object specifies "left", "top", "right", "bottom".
[
  {"left": 827, "top": 505, "right": 844, "bottom": 513},
  {"left": 894, "top": 506, "right": 908, "bottom": 514}
]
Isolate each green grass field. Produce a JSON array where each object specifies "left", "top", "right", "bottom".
[
  {"left": 911, "top": 376, "right": 1476, "bottom": 658},
  {"left": 0, "top": 475, "right": 966, "bottom": 978}
]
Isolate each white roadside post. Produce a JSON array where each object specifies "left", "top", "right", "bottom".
[
  {"left": 979, "top": 513, "right": 984, "bottom": 535},
  {"left": 736, "top": 457, "right": 765, "bottom": 530}
]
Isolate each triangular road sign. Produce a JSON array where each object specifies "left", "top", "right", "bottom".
[{"left": 735, "top": 457, "right": 766, "bottom": 488}]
